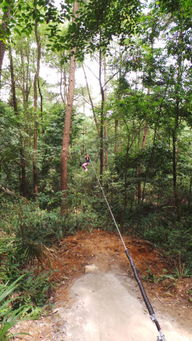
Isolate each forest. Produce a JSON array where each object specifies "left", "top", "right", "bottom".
[{"left": 0, "top": 0, "right": 192, "bottom": 338}]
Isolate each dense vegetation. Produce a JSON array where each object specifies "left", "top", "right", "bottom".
[{"left": 0, "top": 0, "right": 191, "bottom": 338}]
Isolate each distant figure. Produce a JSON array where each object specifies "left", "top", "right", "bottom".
[{"left": 82, "top": 153, "right": 90, "bottom": 171}]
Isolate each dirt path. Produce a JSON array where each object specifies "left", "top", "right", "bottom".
[{"left": 12, "top": 230, "right": 192, "bottom": 340}]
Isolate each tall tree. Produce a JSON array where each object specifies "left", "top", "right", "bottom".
[
  {"left": 32, "top": 0, "right": 42, "bottom": 195},
  {"left": 99, "top": 48, "right": 105, "bottom": 177},
  {"left": 0, "top": 38, "right": 6, "bottom": 85},
  {"left": 8, "top": 45, "right": 28, "bottom": 196},
  {"left": 61, "top": 1, "right": 79, "bottom": 213},
  {"left": 0, "top": 1, "right": 12, "bottom": 85}
]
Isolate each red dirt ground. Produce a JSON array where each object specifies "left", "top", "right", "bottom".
[{"left": 47, "top": 229, "right": 192, "bottom": 326}]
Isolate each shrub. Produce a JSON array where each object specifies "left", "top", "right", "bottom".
[
  {"left": 129, "top": 209, "right": 192, "bottom": 275},
  {"left": 0, "top": 276, "right": 28, "bottom": 341}
]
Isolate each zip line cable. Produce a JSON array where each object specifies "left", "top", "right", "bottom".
[{"left": 90, "top": 160, "right": 166, "bottom": 341}]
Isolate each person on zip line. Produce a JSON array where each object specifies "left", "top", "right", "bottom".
[{"left": 82, "top": 153, "right": 90, "bottom": 171}]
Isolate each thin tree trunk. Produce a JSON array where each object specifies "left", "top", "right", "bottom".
[
  {"left": 114, "top": 119, "right": 119, "bottom": 154},
  {"left": 61, "top": 1, "right": 78, "bottom": 213},
  {"left": 120, "top": 138, "right": 130, "bottom": 229},
  {"left": 19, "top": 146, "right": 27, "bottom": 197},
  {"left": 20, "top": 45, "right": 31, "bottom": 109},
  {"left": 82, "top": 64, "right": 99, "bottom": 134},
  {"left": 172, "top": 100, "right": 179, "bottom": 211},
  {"left": 188, "top": 176, "right": 192, "bottom": 209},
  {"left": 172, "top": 29, "right": 183, "bottom": 215},
  {"left": 0, "top": 1, "right": 14, "bottom": 85},
  {"left": 60, "top": 57, "right": 67, "bottom": 104},
  {"left": 120, "top": 126, "right": 136, "bottom": 228},
  {"left": 20, "top": 49, "right": 26, "bottom": 106},
  {"left": 0, "top": 41, "right": 6, "bottom": 86},
  {"left": 9, "top": 47, "right": 17, "bottom": 114},
  {"left": 103, "top": 56, "right": 108, "bottom": 170},
  {"left": 99, "top": 48, "right": 105, "bottom": 178},
  {"left": 104, "top": 125, "right": 108, "bottom": 169},
  {"left": 139, "top": 125, "right": 148, "bottom": 202},
  {"left": 20, "top": 44, "right": 31, "bottom": 194},
  {"left": 137, "top": 125, "right": 148, "bottom": 203},
  {"left": 137, "top": 129, "right": 141, "bottom": 203},
  {"left": 9, "top": 46, "right": 28, "bottom": 196},
  {"left": 38, "top": 78, "right": 43, "bottom": 113},
  {"left": 172, "top": 129, "right": 178, "bottom": 207},
  {"left": 33, "top": 2, "right": 41, "bottom": 195},
  {"left": 0, "top": 5, "right": 10, "bottom": 86}
]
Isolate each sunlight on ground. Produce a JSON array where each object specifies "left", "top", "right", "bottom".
[{"left": 61, "top": 272, "right": 192, "bottom": 341}]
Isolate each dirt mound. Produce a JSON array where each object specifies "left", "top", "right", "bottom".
[
  {"left": 11, "top": 229, "right": 192, "bottom": 340},
  {"left": 49, "top": 229, "right": 191, "bottom": 304}
]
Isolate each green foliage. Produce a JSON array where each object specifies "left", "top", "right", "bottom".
[
  {"left": 0, "top": 198, "right": 68, "bottom": 248},
  {"left": 143, "top": 268, "right": 160, "bottom": 283},
  {"left": 63, "top": 208, "right": 102, "bottom": 233},
  {"left": 17, "top": 271, "right": 52, "bottom": 307},
  {"left": 0, "top": 273, "right": 51, "bottom": 339},
  {"left": 16, "top": 206, "right": 66, "bottom": 245},
  {"left": 0, "top": 196, "right": 61, "bottom": 328},
  {"left": 143, "top": 268, "right": 178, "bottom": 283},
  {"left": 0, "top": 232, "right": 53, "bottom": 330},
  {"left": 129, "top": 208, "right": 192, "bottom": 275},
  {"left": 0, "top": 103, "right": 20, "bottom": 187},
  {"left": 49, "top": 0, "right": 141, "bottom": 58},
  {"left": 0, "top": 276, "right": 28, "bottom": 341}
]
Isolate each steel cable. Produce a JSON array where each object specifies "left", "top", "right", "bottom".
[{"left": 90, "top": 160, "right": 166, "bottom": 341}]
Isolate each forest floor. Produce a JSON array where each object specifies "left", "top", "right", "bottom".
[{"left": 12, "top": 229, "right": 192, "bottom": 340}]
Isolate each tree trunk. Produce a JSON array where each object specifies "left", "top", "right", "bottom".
[
  {"left": 0, "top": 41, "right": 6, "bottom": 86},
  {"left": 61, "top": 1, "right": 78, "bottom": 214},
  {"left": 172, "top": 129, "right": 178, "bottom": 207},
  {"left": 137, "top": 129, "right": 142, "bottom": 203},
  {"left": 0, "top": 1, "right": 14, "bottom": 85},
  {"left": 60, "top": 54, "right": 76, "bottom": 191},
  {"left": 172, "top": 101, "right": 179, "bottom": 211},
  {"left": 9, "top": 47, "right": 18, "bottom": 114},
  {"left": 103, "top": 56, "right": 108, "bottom": 170},
  {"left": 82, "top": 64, "right": 99, "bottom": 135},
  {"left": 104, "top": 124, "right": 108, "bottom": 169},
  {"left": 60, "top": 54, "right": 67, "bottom": 104},
  {"left": 19, "top": 44, "right": 32, "bottom": 196},
  {"left": 19, "top": 146, "right": 27, "bottom": 197},
  {"left": 140, "top": 125, "right": 148, "bottom": 202},
  {"left": 99, "top": 48, "right": 105, "bottom": 178},
  {"left": 120, "top": 138, "right": 130, "bottom": 229},
  {"left": 9, "top": 46, "right": 28, "bottom": 196},
  {"left": 33, "top": 3, "right": 41, "bottom": 195},
  {"left": 188, "top": 176, "right": 192, "bottom": 209},
  {"left": 114, "top": 119, "right": 119, "bottom": 154},
  {"left": 20, "top": 45, "right": 31, "bottom": 109},
  {"left": 172, "top": 29, "right": 183, "bottom": 215},
  {"left": 0, "top": 5, "right": 10, "bottom": 86}
]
